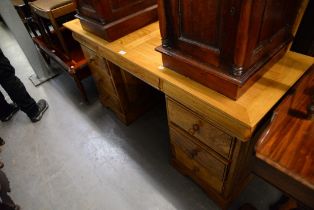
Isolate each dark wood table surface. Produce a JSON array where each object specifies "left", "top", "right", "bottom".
[{"left": 255, "top": 66, "right": 314, "bottom": 208}]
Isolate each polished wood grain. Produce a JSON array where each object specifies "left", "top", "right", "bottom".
[
  {"left": 74, "top": 0, "right": 157, "bottom": 41},
  {"left": 156, "top": 0, "right": 303, "bottom": 99},
  {"left": 167, "top": 96, "right": 266, "bottom": 209},
  {"left": 167, "top": 98, "right": 234, "bottom": 159},
  {"left": 256, "top": 67, "right": 314, "bottom": 190},
  {"left": 63, "top": 19, "right": 314, "bottom": 141},
  {"left": 63, "top": 19, "right": 314, "bottom": 209},
  {"left": 170, "top": 125, "right": 227, "bottom": 192}
]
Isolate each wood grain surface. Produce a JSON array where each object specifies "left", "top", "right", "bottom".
[
  {"left": 64, "top": 19, "right": 314, "bottom": 141},
  {"left": 256, "top": 67, "right": 314, "bottom": 190}
]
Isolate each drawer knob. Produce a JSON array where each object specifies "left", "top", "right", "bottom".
[
  {"left": 307, "top": 100, "right": 314, "bottom": 120},
  {"left": 89, "top": 56, "right": 96, "bottom": 63},
  {"left": 188, "top": 123, "right": 200, "bottom": 135},
  {"left": 189, "top": 149, "right": 199, "bottom": 159}
]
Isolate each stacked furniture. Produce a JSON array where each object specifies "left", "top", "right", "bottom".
[
  {"left": 73, "top": 0, "right": 160, "bottom": 123},
  {"left": 27, "top": 0, "right": 90, "bottom": 101},
  {"left": 65, "top": 0, "right": 313, "bottom": 209},
  {"left": 74, "top": 0, "right": 157, "bottom": 41},
  {"left": 65, "top": 19, "right": 314, "bottom": 209},
  {"left": 156, "top": 0, "right": 303, "bottom": 99}
]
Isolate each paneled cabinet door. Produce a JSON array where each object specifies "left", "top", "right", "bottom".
[
  {"left": 160, "top": 0, "right": 300, "bottom": 73},
  {"left": 157, "top": 0, "right": 302, "bottom": 99}
]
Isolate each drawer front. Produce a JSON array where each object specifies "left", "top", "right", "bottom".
[
  {"left": 167, "top": 99, "right": 234, "bottom": 159},
  {"left": 170, "top": 129, "right": 225, "bottom": 192},
  {"left": 170, "top": 126, "right": 227, "bottom": 181}
]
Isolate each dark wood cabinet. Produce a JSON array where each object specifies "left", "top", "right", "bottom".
[
  {"left": 74, "top": 0, "right": 158, "bottom": 41},
  {"left": 156, "top": 0, "right": 303, "bottom": 99}
]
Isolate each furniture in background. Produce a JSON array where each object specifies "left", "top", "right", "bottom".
[
  {"left": 74, "top": 0, "right": 158, "bottom": 41},
  {"left": 64, "top": 19, "right": 314, "bottom": 209},
  {"left": 292, "top": 0, "right": 314, "bottom": 57},
  {"left": 156, "top": 0, "right": 303, "bottom": 100},
  {"left": 254, "top": 67, "right": 314, "bottom": 209},
  {"left": 27, "top": 0, "right": 90, "bottom": 102},
  {"left": 29, "top": 0, "right": 76, "bottom": 56},
  {"left": 11, "top": 0, "right": 37, "bottom": 37}
]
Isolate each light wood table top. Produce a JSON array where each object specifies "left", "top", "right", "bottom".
[{"left": 64, "top": 19, "right": 314, "bottom": 141}]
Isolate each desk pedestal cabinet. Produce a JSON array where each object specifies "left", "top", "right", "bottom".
[
  {"left": 167, "top": 98, "right": 261, "bottom": 209},
  {"left": 81, "top": 45, "right": 157, "bottom": 125}
]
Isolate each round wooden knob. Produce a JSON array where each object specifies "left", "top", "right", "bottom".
[
  {"left": 188, "top": 123, "right": 200, "bottom": 135},
  {"left": 193, "top": 124, "right": 200, "bottom": 132},
  {"left": 307, "top": 103, "right": 314, "bottom": 120},
  {"left": 190, "top": 149, "right": 198, "bottom": 159},
  {"left": 89, "top": 56, "right": 96, "bottom": 63}
]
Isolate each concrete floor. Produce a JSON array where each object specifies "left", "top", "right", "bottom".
[{"left": 0, "top": 22, "right": 283, "bottom": 210}]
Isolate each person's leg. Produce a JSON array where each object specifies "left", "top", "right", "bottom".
[
  {"left": 0, "top": 49, "right": 39, "bottom": 118},
  {"left": 0, "top": 90, "right": 19, "bottom": 122},
  {"left": 0, "top": 191, "right": 15, "bottom": 207},
  {"left": 0, "top": 90, "right": 11, "bottom": 116}
]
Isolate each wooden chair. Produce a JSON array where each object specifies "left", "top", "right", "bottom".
[
  {"left": 29, "top": 0, "right": 76, "bottom": 57},
  {"left": 27, "top": 0, "right": 90, "bottom": 102},
  {"left": 11, "top": 0, "right": 38, "bottom": 37}
]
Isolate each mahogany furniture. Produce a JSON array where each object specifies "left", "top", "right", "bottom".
[
  {"left": 29, "top": 0, "right": 76, "bottom": 56},
  {"left": 64, "top": 19, "right": 314, "bottom": 209},
  {"left": 29, "top": 0, "right": 91, "bottom": 101},
  {"left": 11, "top": 0, "right": 38, "bottom": 37},
  {"left": 254, "top": 67, "right": 314, "bottom": 208},
  {"left": 156, "top": 0, "right": 303, "bottom": 99},
  {"left": 74, "top": 0, "right": 158, "bottom": 41},
  {"left": 292, "top": 0, "right": 314, "bottom": 57}
]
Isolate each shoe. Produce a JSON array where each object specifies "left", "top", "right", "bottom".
[
  {"left": 1, "top": 203, "right": 20, "bottom": 210},
  {"left": 29, "top": 99, "right": 48, "bottom": 122},
  {"left": 0, "top": 161, "right": 4, "bottom": 169},
  {"left": 0, "top": 137, "right": 5, "bottom": 146},
  {"left": 0, "top": 103, "right": 19, "bottom": 122}
]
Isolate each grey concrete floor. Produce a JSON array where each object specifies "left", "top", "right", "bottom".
[{"left": 0, "top": 22, "right": 283, "bottom": 210}]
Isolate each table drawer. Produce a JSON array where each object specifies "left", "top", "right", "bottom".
[
  {"left": 170, "top": 126, "right": 228, "bottom": 180},
  {"left": 167, "top": 99, "right": 234, "bottom": 159},
  {"left": 170, "top": 127, "right": 226, "bottom": 192}
]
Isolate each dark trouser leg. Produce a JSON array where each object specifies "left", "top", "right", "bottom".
[
  {"left": 0, "top": 192, "right": 15, "bottom": 207},
  {"left": 0, "top": 91, "right": 11, "bottom": 118},
  {"left": 0, "top": 49, "right": 38, "bottom": 117}
]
